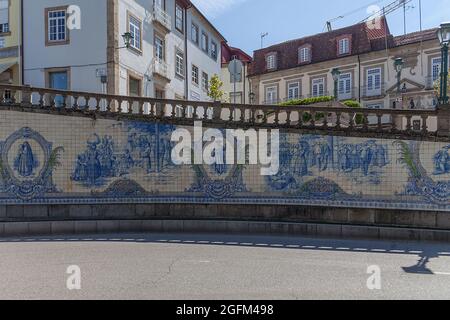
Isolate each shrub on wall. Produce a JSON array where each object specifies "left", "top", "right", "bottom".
[
  {"left": 342, "top": 100, "right": 364, "bottom": 125},
  {"left": 279, "top": 98, "right": 363, "bottom": 124}
]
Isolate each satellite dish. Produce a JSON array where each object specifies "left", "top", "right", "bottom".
[{"left": 228, "top": 58, "right": 243, "bottom": 83}]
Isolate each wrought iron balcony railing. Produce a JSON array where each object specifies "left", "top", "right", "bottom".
[{"left": 0, "top": 84, "right": 447, "bottom": 142}]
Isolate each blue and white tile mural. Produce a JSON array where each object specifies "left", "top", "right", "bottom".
[{"left": 0, "top": 111, "right": 449, "bottom": 211}]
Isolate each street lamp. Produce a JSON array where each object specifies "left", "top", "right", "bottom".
[
  {"left": 249, "top": 92, "right": 256, "bottom": 104},
  {"left": 121, "top": 32, "right": 134, "bottom": 49},
  {"left": 437, "top": 22, "right": 450, "bottom": 104},
  {"left": 394, "top": 57, "right": 404, "bottom": 94},
  {"left": 331, "top": 68, "right": 341, "bottom": 101}
]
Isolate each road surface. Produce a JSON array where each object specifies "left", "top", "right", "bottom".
[{"left": 0, "top": 233, "right": 449, "bottom": 299}]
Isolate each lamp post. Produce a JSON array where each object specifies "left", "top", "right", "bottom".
[
  {"left": 394, "top": 57, "right": 404, "bottom": 94},
  {"left": 437, "top": 22, "right": 450, "bottom": 105},
  {"left": 249, "top": 92, "right": 256, "bottom": 104},
  {"left": 331, "top": 68, "right": 341, "bottom": 101},
  {"left": 121, "top": 32, "right": 134, "bottom": 49}
]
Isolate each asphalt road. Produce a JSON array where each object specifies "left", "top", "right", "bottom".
[{"left": 0, "top": 233, "right": 449, "bottom": 300}]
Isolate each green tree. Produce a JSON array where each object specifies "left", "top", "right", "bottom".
[
  {"left": 208, "top": 74, "right": 225, "bottom": 101},
  {"left": 434, "top": 69, "right": 450, "bottom": 95}
]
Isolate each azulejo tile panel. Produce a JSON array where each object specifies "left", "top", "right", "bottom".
[{"left": 0, "top": 110, "right": 448, "bottom": 211}]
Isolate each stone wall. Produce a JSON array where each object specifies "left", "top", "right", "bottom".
[{"left": 0, "top": 110, "right": 449, "bottom": 214}]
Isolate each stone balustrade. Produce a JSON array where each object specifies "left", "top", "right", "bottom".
[{"left": 0, "top": 84, "right": 448, "bottom": 142}]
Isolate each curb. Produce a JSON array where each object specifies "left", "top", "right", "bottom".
[{"left": 0, "top": 219, "right": 449, "bottom": 242}]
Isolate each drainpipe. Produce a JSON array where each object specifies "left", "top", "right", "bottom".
[
  {"left": 184, "top": 6, "right": 189, "bottom": 100},
  {"left": 243, "top": 63, "right": 246, "bottom": 104},
  {"left": 357, "top": 54, "right": 361, "bottom": 103},
  {"left": 20, "top": 0, "right": 24, "bottom": 85}
]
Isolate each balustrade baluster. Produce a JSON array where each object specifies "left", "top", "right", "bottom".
[
  {"left": 377, "top": 113, "right": 383, "bottom": 131},
  {"left": 335, "top": 112, "right": 341, "bottom": 129},
  {"left": 406, "top": 115, "right": 412, "bottom": 132},
  {"left": 421, "top": 115, "right": 428, "bottom": 134}
]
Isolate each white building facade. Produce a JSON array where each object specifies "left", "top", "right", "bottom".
[{"left": 22, "top": 0, "right": 224, "bottom": 101}]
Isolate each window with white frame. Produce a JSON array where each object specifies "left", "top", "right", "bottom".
[
  {"left": 202, "top": 72, "right": 209, "bottom": 91},
  {"left": 175, "top": 4, "right": 184, "bottom": 33},
  {"left": 175, "top": 51, "right": 184, "bottom": 78},
  {"left": 192, "top": 65, "right": 199, "bottom": 85},
  {"left": 191, "top": 23, "right": 199, "bottom": 45},
  {"left": 211, "top": 41, "right": 218, "bottom": 60},
  {"left": 230, "top": 92, "right": 243, "bottom": 104},
  {"left": 288, "top": 82, "right": 300, "bottom": 100},
  {"left": 266, "top": 54, "right": 276, "bottom": 70},
  {"left": 265, "top": 86, "right": 278, "bottom": 104},
  {"left": 338, "top": 38, "right": 350, "bottom": 55},
  {"left": 338, "top": 73, "right": 352, "bottom": 100},
  {"left": 432, "top": 57, "right": 442, "bottom": 82},
  {"left": 366, "top": 68, "right": 382, "bottom": 96},
  {"left": 0, "top": 0, "right": 9, "bottom": 34},
  {"left": 201, "top": 32, "right": 208, "bottom": 53},
  {"left": 154, "top": 35, "right": 164, "bottom": 60},
  {"left": 47, "top": 9, "right": 67, "bottom": 43},
  {"left": 128, "top": 14, "right": 142, "bottom": 51},
  {"left": 312, "top": 78, "right": 325, "bottom": 97},
  {"left": 299, "top": 46, "right": 311, "bottom": 63}
]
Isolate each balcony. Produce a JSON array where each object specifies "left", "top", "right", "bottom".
[
  {"left": 152, "top": 6, "right": 171, "bottom": 33},
  {"left": 362, "top": 83, "right": 386, "bottom": 99},
  {"left": 152, "top": 59, "right": 170, "bottom": 82}
]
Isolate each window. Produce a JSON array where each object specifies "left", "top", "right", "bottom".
[
  {"left": 202, "top": 72, "right": 209, "bottom": 91},
  {"left": 46, "top": 7, "right": 68, "bottom": 45},
  {"left": 129, "top": 77, "right": 141, "bottom": 97},
  {"left": 266, "top": 54, "right": 276, "bottom": 70},
  {"left": 175, "top": 51, "right": 184, "bottom": 78},
  {"left": 338, "top": 38, "right": 350, "bottom": 55},
  {"left": 432, "top": 57, "right": 442, "bottom": 82},
  {"left": 175, "top": 4, "right": 184, "bottom": 33},
  {"left": 366, "top": 68, "right": 382, "bottom": 96},
  {"left": 47, "top": 69, "right": 69, "bottom": 107},
  {"left": 338, "top": 73, "right": 352, "bottom": 100},
  {"left": 0, "top": 0, "right": 9, "bottom": 34},
  {"left": 153, "top": 0, "right": 165, "bottom": 9},
  {"left": 192, "top": 65, "right": 199, "bottom": 85},
  {"left": 312, "top": 78, "right": 325, "bottom": 97},
  {"left": 201, "top": 32, "right": 208, "bottom": 53},
  {"left": 265, "top": 86, "right": 278, "bottom": 104},
  {"left": 154, "top": 35, "right": 164, "bottom": 60},
  {"left": 191, "top": 23, "right": 199, "bottom": 45},
  {"left": 211, "top": 41, "right": 218, "bottom": 60},
  {"left": 48, "top": 71, "right": 68, "bottom": 90},
  {"left": 288, "top": 82, "right": 300, "bottom": 100},
  {"left": 299, "top": 46, "right": 311, "bottom": 63},
  {"left": 230, "top": 92, "right": 243, "bottom": 104},
  {"left": 128, "top": 14, "right": 142, "bottom": 51}
]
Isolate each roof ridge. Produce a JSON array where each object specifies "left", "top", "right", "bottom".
[{"left": 254, "top": 22, "right": 367, "bottom": 53}]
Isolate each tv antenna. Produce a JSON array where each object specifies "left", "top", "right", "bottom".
[{"left": 260, "top": 32, "right": 268, "bottom": 48}]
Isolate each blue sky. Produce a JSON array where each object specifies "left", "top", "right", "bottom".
[{"left": 191, "top": 0, "right": 450, "bottom": 55}]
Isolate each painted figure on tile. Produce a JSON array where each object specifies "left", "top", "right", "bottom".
[
  {"left": 14, "top": 141, "right": 39, "bottom": 177},
  {"left": 433, "top": 146, "right": 450, "bottom": 175},
  {"left": 293, "top": 140, "right": 310, "bottom": 177}
]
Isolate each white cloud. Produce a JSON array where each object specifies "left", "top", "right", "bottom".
[{"left": 191, "top": 0, "right": 249, "bottom": 19}]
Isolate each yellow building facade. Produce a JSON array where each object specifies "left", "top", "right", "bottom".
[{"left": 0, "top": 0, "right": 21, "bottom": 85}]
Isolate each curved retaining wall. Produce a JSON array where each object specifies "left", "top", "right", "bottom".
[{"left": 0, "top": 110, "right": 449, "bottom": 213}]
